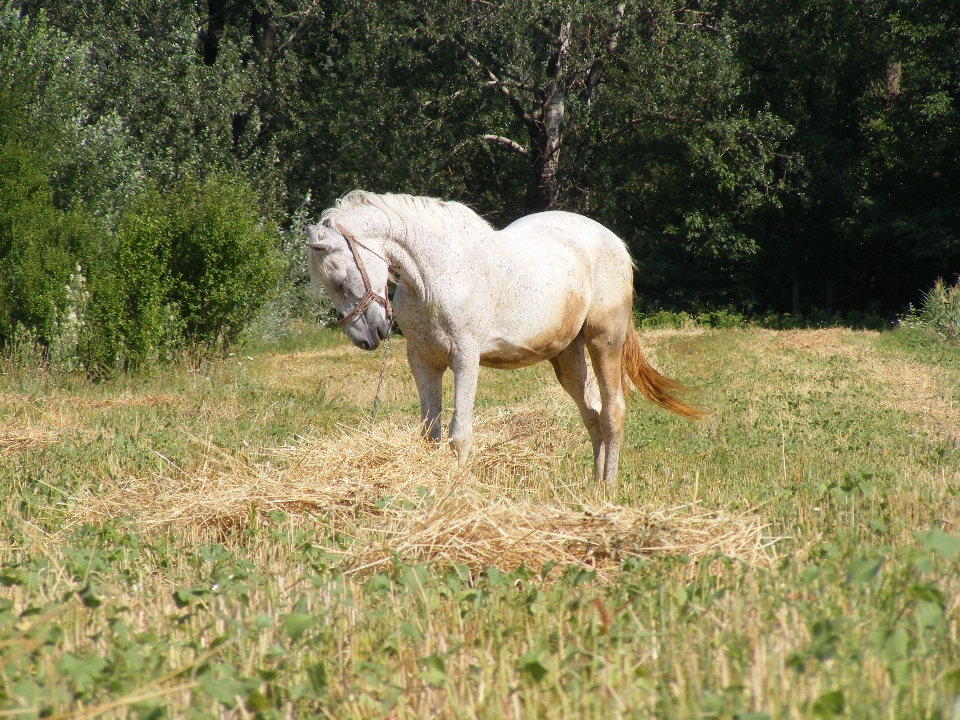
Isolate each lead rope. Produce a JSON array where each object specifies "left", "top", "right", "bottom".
[
  {"left": 369, "top": 324, "right": 392, "bottom": 424},
  {"left": 331, "top": 222, "right": 393, "bottom": 423}
]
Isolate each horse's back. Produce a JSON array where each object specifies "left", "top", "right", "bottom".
[
  {"left": 498, "top": 210, "right": 633, "bottom": 303},
  {"left": 501, "top": 211, "right": 626, "bottom": 254},
  {"left": 475, "top": 211, "right": 633, "bottom": 368}
]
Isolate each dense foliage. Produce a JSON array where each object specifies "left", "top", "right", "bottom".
[{"left": 2, "top": 0, "right": 959, "bottom": 365}]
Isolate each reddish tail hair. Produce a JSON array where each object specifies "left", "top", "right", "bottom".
[{"left": 621, "top": 327, "right": 704, "bottom": 419}]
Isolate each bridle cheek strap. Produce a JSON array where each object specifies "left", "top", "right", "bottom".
[{"left": 335, "top": 223, "right": 392, "bottom": 329}]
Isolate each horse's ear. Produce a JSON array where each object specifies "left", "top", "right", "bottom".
[{"left": 306, "top": 224, "right": 335, "bottom": 252}]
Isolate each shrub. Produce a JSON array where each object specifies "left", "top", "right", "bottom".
[
  {"left": 0, "top": 139, "right": 98, "bottom": 348},
  {"left": 1, "top": 165, "right": 283, "bottom": 372},
  {"left": 901, "top": 277, "right": 960, "bottom": 343},
  {"left": 242, "top": 194, "right": 335, "bottom": 347},
  {"left": 699, "top": 309, "right": 746, "bottom": 329},
  {"left": 84, "top": 174, "right": 283, "bottom": 369},
  {"left": 636, "top": 310, "right": 696, "bottom": 330},
  {"left": 83, "top": 191, "right": 178, "bottom": 370},
  {"left": 164, "top": 174, "right": 282, "bottom": 348}
]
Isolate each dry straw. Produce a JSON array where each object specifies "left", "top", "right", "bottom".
[
  {"left": 1, "top": 428, "right": 63, "bottom": 456},
  {"left": 72, "top": 407, "right": 774, "bottom": 575}
]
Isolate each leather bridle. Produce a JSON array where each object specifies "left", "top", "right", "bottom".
[{"left": 334, "top": 223, "right": 392, "bottom": 329}]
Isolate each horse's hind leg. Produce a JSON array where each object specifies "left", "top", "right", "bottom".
[
  {"left": 549, "top": 334, "right": 605, "bottom": 483},
  {"left": 584, "top": 323, "right": 628, "bottom": 486}
]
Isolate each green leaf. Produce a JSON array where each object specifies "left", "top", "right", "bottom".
[
  {"left": 909, "top": 582, "right": 945, "bottom": 608},
  {"left": 919, "top": 527, "right": 960, "bottom": 560},
  {"left": 573, "top": 568, "right": 596, "bottom": 585},
  {"left": 883, "top": 626, "right": 909, "bottom": 662},
  {"left": 364, "top": 573, "right": 392, "bottom": 594},
  {"left": 78, "top": 582, "right": 102, "bottom": 608},
  {"left": 198, "top": 676, "right": 243, "bottom": 707},
  {"left": 306, "top": 662, "right": 328, "bottom": 696},
  {"left": 810, "top": 690, "right": 844, "bottom": 717},
  {"left": 915, "top": 601, "right": 942, "bottom": 628},
  {"left": 282, "top": 612, "right": 316, "bottom": 642},
  {"left": 941, "top": 667, "right": 960, "bottom": 695},
  {"left": 245, "top": 689, "right": 271, "bottom": 712},
  {"left": 253, "top": 613, "right": 272, "bottom": 629},
  {"left": 9, "top": 679, "right": 38, "bottom": 708},
  {"left": 518, "top": 650, "right": 549, "bottom": 682},
  {"left": 541, "top": 560, "right": 557, "bottom": 580},
  {"left": 398, "top": 621, "right": 423, "bottom": 640},
  {"left": 868, "top": 518, "right": 888, "bottom": 534},
  {"left": 419, "top": 654, "right": 446, "bottom": 687},
  {"left": 0, "top": 570, "right": 23, "bottom": 586},
  {"left": 58, "top": 653, "right": 107, "bottom": 691},
  {"left": 399, "top": 565, "right": 428, "bottom": 592},
  {"left": 846, "top": 556, "right": 883, "bottom": 585},
  {"left": 889, "top": 659, "right": 911, "bottom": 687},
  {"left": 700, "top": 693, "right": 724, "bottom": 713},
  {"left": 173, "top": 586, "right": 206, "bottom": 608}
]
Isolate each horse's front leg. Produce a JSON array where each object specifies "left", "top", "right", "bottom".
[
  {"left": 448, "top": 347, "right": 481, "bottom": 465},
  {"left": 407, "top": 345, "right": 444, "bottom": 442}
]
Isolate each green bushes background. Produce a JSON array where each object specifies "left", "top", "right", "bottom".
[
  {"left": 0, "top": 8, "right": 284, "bottom": 372},
  {"left": 2, "top": 1, "right": 959, "bottom": 372}
]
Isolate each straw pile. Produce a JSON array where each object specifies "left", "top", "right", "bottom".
[
  {"left": 1, "top": 427, "right": 63, "bottom": 456},
  {"left": 72, "top": 408, "right": 774, "bottom": 574}
]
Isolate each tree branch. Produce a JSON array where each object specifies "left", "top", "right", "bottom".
[
  {"left": 454, "top": 41, "right": 538, "bottom": 129},
  {"left": 275, "top": 0, "right": 323, "bottom": 56},
  {"left": 481, "top": 134, "right": 532, "bottom": 159},
  {"left": 583, "top": 3, "right": 625, "bottom": 101}
]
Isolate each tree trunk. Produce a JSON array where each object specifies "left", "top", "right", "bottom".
[
  {"left": 524, "top": 22, "right": 570, "bottom": 213},
  {"left": 200, "top": 0, "right": 230, "bottom": 66}
]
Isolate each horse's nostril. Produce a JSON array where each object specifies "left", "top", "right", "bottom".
[
  {"left": 358, "top": 340, "right": 371, "bottom": 350},
  {"left": 336, "top": 310, "right": 346, "bottom": 322}
]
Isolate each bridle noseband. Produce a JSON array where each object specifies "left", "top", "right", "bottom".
[{"left": 334, "top": 223, "right": 392, "bottom": 329}]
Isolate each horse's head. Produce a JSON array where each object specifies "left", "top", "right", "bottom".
[{"left": 306, "top": 220, "right": 392, "bottom": 351}]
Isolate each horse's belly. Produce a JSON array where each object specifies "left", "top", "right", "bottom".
[
  {"left": 479, "top": 324, "right": 580, "bottom": 369},
  {"left": 477, "top": 280, "right": 588, "bottom": 369},
  {"left": 479, "top": 348, "right": 552, "bottom": 370}
]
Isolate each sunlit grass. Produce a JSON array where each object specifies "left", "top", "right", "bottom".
[{"left": 0, "top": 325, "right": 958, "bottom": 718}]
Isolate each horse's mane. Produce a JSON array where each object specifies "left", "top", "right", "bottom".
[{"left": 321, "top": 190, "right": 492, "bottom": 236}]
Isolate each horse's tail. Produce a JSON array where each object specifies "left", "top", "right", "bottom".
[{"left": 621, "top": 326, "right": 705, "bottom": 419}]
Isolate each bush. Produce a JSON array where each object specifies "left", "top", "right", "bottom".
[
  {"left": 900, "top": 277, "right": 960, "bottom": 343},
  {"left": 636, "top": 310, "right": 696, "bottom": 330},
  {"left": 0, "top": 139, "right": 98, "bottom": 349},
  {"left": 1, "top": 165, "right": 282, "bottom": 372},
  {"left": 83, "top": 191, "right": 178, "bottom": 370},
  {"left": 242, "top": 194, "right": 335, "bottom": 347},
  {"left": 164, "top": 174, "right": 282, "bottom": 348},
  {"left": 85, "top": 174, "right": 283, "bottom": 369}
]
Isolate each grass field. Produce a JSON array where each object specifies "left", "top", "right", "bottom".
[{"left": 1, "top": 324, "right": 959, "bottom": 719}]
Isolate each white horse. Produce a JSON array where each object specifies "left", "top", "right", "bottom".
[{"left": 306, "top": 191, "right": 700, "bottom": 484}]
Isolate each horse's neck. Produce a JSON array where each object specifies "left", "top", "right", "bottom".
[{"left": 380, "top": 221, "right": 484, "bottom": 301}]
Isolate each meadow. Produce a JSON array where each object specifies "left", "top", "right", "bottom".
[{"left": 1, "top": 324, "right": 958, "bottom": 719}]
